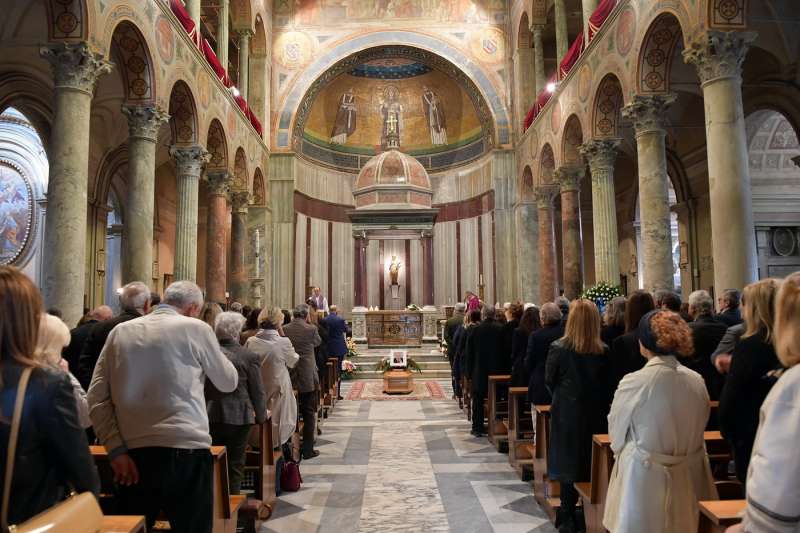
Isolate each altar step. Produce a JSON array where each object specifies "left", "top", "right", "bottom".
[{"left": 350, "top": 348, "right": 453, "bottom": 380}]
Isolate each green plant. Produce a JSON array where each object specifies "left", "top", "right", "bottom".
[
  {"left": 581, "top": 282, "right": 623, "bottom": 310},
  {"left": 374, "top": 356, "right": 423, "bottom": 373}
]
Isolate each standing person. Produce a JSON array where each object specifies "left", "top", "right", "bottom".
[
  {"left": 732, "top": 272, "right": 800, "bottom": 533},
  {"left": 711, "top": 323, "right": 745, "bottom": 374},
  {"left": 603, "top": 310, "right": 717, "bottom": 533},
  {"left": 511, "top": 305, "right": 540, "bottom": 387},
  {"left": 546, "top": 299, "right": 613, "bottom": 533},
  {"left": 240, "top": 307, "right": 261, "bottom": 346},
  {"left": 525, "top": 303, "right": 564, "bottom": 406},
  {"left": 610, "top": 290, "right": 655, "bottom": 389},
  {"left": 283, "top": 304, "right": 322, "bottom": 459},
  {"left": 686, "top": 290, "right": 728, "bottom": 399},
  {"left": 465, "top": 290, "right": 481, "bottom": 312},
  {"left": 719, "top": 279, "right": 782, "bottom": 484},
  {"left": 87, "top": 281, "right": 238, "bottom": 533},
  {"left": 715, "top": 289, "right": 743, "bottom": 327},
  {"left": 322, "top": 305, "right": 350, "bottom": 401},
  {"left": 245, "top": 307, "right": 299, "bottom": 450},
  {"left": 0, "top": 266, "right": 99, "bottom": 525},
  {"left": 601, "top": 296, "right": 626, "bottom": 347},
  {"left": 498, "top": 303, "right": 522, "bottom": 375},
  {"left": 63, "top": 305, "right": 112, "bottom": 372},
  {"left": 310, "top": 287, "right": 329, "bottom": 314},
  {"left": 206, "top": 312, "right": 267, "bottom": 495},
  {"left": 307, "top": 301, "right": 330, "bottom": 399},
  {"left": 77, "top": 281, "right": 151, "bottom": 390},
  {"left": 200, "top": 302, "right": 223, "bottom": 329},
  {"left": 453, "top": 309, "right": 480, "bottom": 407},
  {"left": 444, "top": 303, "right": 466, "bottom": 385},
  {"left": 464, "top": 306, "right": 503, "bottom": 437}
]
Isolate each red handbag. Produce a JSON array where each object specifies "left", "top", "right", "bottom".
[{"left": 280, "top": 461, "right": 302, "bottom": 492}]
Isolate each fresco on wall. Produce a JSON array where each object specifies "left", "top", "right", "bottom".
[
  {"left": 0, "top": 162, "right": 33, "bottom": 266},
  {"left": 275, "top": 0, "right": 506, "bottom": 24}
]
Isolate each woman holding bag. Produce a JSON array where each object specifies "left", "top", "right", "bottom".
[{"left": 0, "top": 266, "right": 99, "bottom": 526}]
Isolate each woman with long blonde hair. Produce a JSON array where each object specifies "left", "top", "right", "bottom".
[
  {"left": 719, "top": 278, "right": 782, "bottom": 484},
  {"left": 545, "top": 299, "right": 613, "bottom": 532}
]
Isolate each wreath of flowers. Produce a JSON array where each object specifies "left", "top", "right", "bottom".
[
  {"left": 341, "top": 358, "right": 360, "bottom": 380},
  {"left": 580, "top": 282, "right": 623, "bottom": 307}
]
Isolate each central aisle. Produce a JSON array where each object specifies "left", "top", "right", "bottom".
[{"left": 264, "top": 381, "right": 557, "bottom": 533}]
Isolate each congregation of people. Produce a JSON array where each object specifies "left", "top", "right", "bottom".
[{"left": 445, "top": 278, "right": 800, "bottom": 533}]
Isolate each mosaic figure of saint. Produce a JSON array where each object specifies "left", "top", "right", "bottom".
[
  {"left": 422, "top": 86, "right": 447, "bottom": 145},
  {"left": 330, "top": 88, "right": 357, "bottom": 144},
  {"left": 380, "top": 86, "right": 403, "bottom": 149}
]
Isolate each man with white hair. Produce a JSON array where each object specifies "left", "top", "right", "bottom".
[
  {"left": 88, "top": 281, "right": 238, "bottom": 533},
  {"left": 77, "top": 282, "right": 151, "bottom": 389},
  {"left": 687, "top": 289, "right": 727, "bottom": 399}
]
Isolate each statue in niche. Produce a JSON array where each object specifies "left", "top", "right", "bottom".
[
  {"left": 389, "top": 255, "right": 402, "bottom": 286},
  {"left": 380, "top": 85, "right": 403, "bottom": 150},
  {"left": 422, "top": 85, "right": 447, "bottom": 145},
  {"left": 330, "top": 88, "right": 357, "bottom": 144}
]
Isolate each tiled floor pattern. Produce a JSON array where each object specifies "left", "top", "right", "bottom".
[{"left": 263, "top": 380, "right": 556, "bottom": 533}]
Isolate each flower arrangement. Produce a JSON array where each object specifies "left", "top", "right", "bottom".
[
  {"left": 406, "top": 303, "right": 420, "bottom": 311},
  {"left": 341, "top": 358, "right": 360, "bottom": 380},
  {"left": 581, "top": 282, "right": 623, "bottom": 312},
  {"left": 346, "top": 338, "right": 359, "bottom": 358},
  {"left": 374, "top": 356, "right": 423, "bottom": 373}
]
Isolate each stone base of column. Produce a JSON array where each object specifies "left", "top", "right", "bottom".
[{"left": 352, "top": 307, "right": 368, "bottom": 343}]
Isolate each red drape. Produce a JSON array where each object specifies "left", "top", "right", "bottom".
[
  {"left": 559, "top": 31, "right": 585, "bottom": 80},
  {"left": 523, "top": 73, "right": 558, "bottom": 132},
  {"left": 589, "top": 0, "right": 618, "bottom": 41},
  {"left": 170, "top": 0, "right": 201, "bottom": 47}
]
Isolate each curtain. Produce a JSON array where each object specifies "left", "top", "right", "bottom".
[
  {"left": 589, "top": 0, "right": 618, "bottom": 42},
  {"left": 523, "top": 73, "right": 558, "bottom": 132},
  {"left": 170, "top": 0, "right": 201, "bottom": 47},
  {"left": 558, "top": 32, "right": 585, "bottom": 80}
]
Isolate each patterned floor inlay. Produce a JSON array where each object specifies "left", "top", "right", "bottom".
[{"left": 345, "top": 379, "right": 446, "bottom": 401}]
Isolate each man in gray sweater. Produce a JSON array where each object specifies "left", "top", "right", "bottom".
[{"left": 88, "top": 281, "right": 238, "bottom": 533}]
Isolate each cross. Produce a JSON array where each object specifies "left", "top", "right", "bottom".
[{"left": 387, "top": 112, "right": 398, "bottom": 133}]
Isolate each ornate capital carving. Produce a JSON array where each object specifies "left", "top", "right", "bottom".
[
  {"left": 230, "top": 191, "right": 252, "bottom": 213},
  {"left": 122, "top": 105, "right": 169, "bottom": 141},
  {"left": 682, "top": 30, "right": 757, "bottom": 85},
  {"left": 555, "top": 166, "right": 585, "bottom": 193},
  {"left": 205, "top": 171, "right": 231, "bottom": 198},
  {"left": 169, "top": 145, "right": 210, "bottom": 179},
  {"left": 40, "top": 42, "right": 112, "bottom": 94},
  {"left": 237, "top": 28, "right": 254, "bottom": 42},
  {"left": 534, "top": 185, "right": 560, "bottom": 209},
  {"left": 580, "top": 138, "right": 621, "bottom": 176},
  {"left": 622, "top": 94, "right": 676, "bottom": 135}
]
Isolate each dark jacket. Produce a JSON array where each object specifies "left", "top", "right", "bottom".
[
  {"left": 496, "top": 319, "right": 518, "bottom": 376},
  {"left": 719, "top": 329, "right": 782, "bottom": 483},
  {"left": 510, "top": 326, "right": 532, "bottom": 387},
  {"left": 452, "top": 324, "right": 467, "bottom": 382},
  {"left": 283, "top": 319, "right": 322, "bottom": 393},
  {"left": 545, "top": 339, "right": 613, "bottom": 482},
  {"left": 444, "top": 312, "right": 465, "bottom": 354},
  {"left": 206, "top": 339, "right": 268, "bottom": 426},
  {"left": 63, "top": 319, "right": 98, "bottom": 373},
  {"left": 601, "top": 324, "right": 624, "bottom": 348},
  {"left": 610, "top": 330, "right": 646, "bottom": 390},
  {"left": 322, "top": 313, "right": 350, "bottom": 358},
  {"left": 464, "top": 318, "right": 503, "bottom": 396},
  {"left": 314, "top": 321, "right": 330, "bottom": 379},
  {"left": 688, "top": 314, "right": 728, "bottom": 400},
  {"left": 716, "top": 308, "right": 743, "bottom": 328},
  {"left": 525, "top": 324, "right": 564, "bottom": 405},
  {"left": 0, "top": 365, "right": 99, "bottom": 524},
  {"left": 76, "top": 310, "right": 141, "bottom": 389}
]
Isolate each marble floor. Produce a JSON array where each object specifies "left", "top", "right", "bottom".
[{"left": 263, "top": 381, "right": 557, "bottom": 533}]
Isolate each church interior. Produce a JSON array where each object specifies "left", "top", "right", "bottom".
[{"left": 1, "top": 0, "right": 800, "bottom": 532}]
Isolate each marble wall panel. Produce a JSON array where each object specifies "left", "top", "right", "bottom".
[
  {"left": 295, "top": 157, "right": 355, "bottom": 206},
  {"left": 294, "top": 213, "right": 308, "bottom": 304},
  {"left": 434, "top": 222, "right": 459, "bottom": 306},
  {"left": 459, "top": 218, "right": 480, "bottom": 299},
  {"left": 309, "top": 217, "right": 329, "bottom": 299},
  {"left": 410, "top": 239, "right": 423, "bottom": 307},
  {"left": 331, "top": 222, "right": 354, "bottom": 315},
  {"left": 367, "top": 239, "right": 380, "bottom": 308},
  {"left": 481, "top": 212, "right": 496, "bottom": 306}
]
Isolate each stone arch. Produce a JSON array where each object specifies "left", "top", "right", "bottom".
[
  {"left": 540, "top": 143, "right": 555, "bottom": 183},
  {"left": 233, "top": 147, "right": 248, "bottom": 191},
  {"left": 275, "top": 31, "right": 510, "bottom": 148},
  {"left": 45, "top": 0, "right": 89, "bottom": 41},
  {"left": 206, "top": 119, "right": 228, "bottom": 170},
  {"left": 592, "top": 73, "right": 624, "bottom": 138},
  {"left": 0, "top": 73, "right": 54, "bottom": 154},
  {"left": 109, "top": 20, "right": 155, "bottom": 103},
  {"left": 517, "top": 11, "right": 532, "bottom": 49},
  {"left": 168, "top": 80, "right": 198, "bottom": 145},
  {"left": 561, "top": 114, "right": 584, "bottom": 165},
  {"left": 249, "top": 14, "right": 268, "bottom": 133},
  {"left": 636, "top": 12, "right": 685, "bottom": 94},
  {"left": 520, "top": 165, "right": 534, "bottom": 201},
  {"left": 251, "top": 167, "right": 266, "bottom": 205}
]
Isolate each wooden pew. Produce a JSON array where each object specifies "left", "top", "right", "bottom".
[
  {"left": 101, "top": 515, "right": 146, "bottom": 533},
  {"left": 487, "top": 375, "right": 511, "bottom": 452},
  {"left": 698, "top": 500, "right": 745, "bottom": 533},
  {"left": 241, "top": 419, "right": 279, "bottom": 528},
  {"left": 531, "top": 405, "right": 560, "bottom": 521},
  {"left": 507, "top": 386, "right": 534, "bottom": 481}
]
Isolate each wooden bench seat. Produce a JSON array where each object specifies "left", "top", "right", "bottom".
[
  {"left": 531, "top": 404, "right": 560, "bottom": 521},
  {"left": 487, "top": 375, "right": 511, "bottom": 452},
  {"left": 242, "top": 419, "right": 278, "bottom": 528},
  {"left": 100, "top": 515, "right": 146, "bottom": 533},
  {"left": 507, "top": 386, "right": 534, "bottom": 481},
  {"left": 698, "top": 500, "right": 745, "bottom": 533}
]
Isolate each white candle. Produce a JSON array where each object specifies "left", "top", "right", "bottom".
[{"left": 479, "top": 273, "right": 484, "bottom": 285}]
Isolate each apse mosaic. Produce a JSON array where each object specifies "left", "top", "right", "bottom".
[{"left": 0, "top": 161, "right": 34, "bottom": 266}]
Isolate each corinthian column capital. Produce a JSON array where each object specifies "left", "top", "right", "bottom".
[
  {"left": 622, "top": 94, "right": 676, "bottom": 136},
  {"left": 205, "top": 170, "right": 231, "bottom": 198},
  {"left": 580, "top": 138, "right": 621, "bottom": 177},
  {"left": 682, "top": 30, "right": 757, "bottom": 85},
  {"left": 170, "top": 145, "right": 210, "bottom": 179},
  {"left": 122, "top": 105, "right": 169, "bottom": 141},
  {"left": 230, "top": 190, "right": 252, "bottom": 213},
  {"left": 554, "top": 166, "right": 585, "bottom": 193},
  {"left": 40, "top": 42, "right": 112, "bottom": 94},
  {"left": 534, "top": 184, "right": 560, "bottom": 209},
  {"left": 236, "top": 28, "right": 254, "bottom": 41}
]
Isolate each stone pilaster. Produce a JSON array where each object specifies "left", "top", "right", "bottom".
[
  {"left": 237, "top": 29, "right": 253, "bottom": 100},
  {"left": 555, "top": 166, "right": 585, "bottom": 299},
  {"left": 421, "top": 230, "right": 434, "bottom": 306},
  {"left": 514, "top": 48, "right": 536, "bottom": 130},
  {"left": 186, "top": 0, "right": 201, "bottom": 31},
  {"left": 622, "top": 94, "right": 676, "bottom": 291},
  {"left": 120, "top": 105, "right": 169, "bottom": 287},
  {"left": 170, "top": 145, "right": 210, "bottom": 282},
  {"left": 229, "top": 190, "right": 251, "bottom": 303},
  {"left": 532, "top": 24, "right": 546, "bottom": 95},
  {"left": 683, "top": 30, "right": 758, "bottom": 291},
  {"left": 269, "top": 154, "right": 296, "bottom": 309},
  {"left": 205, "top": 171, "right": 231, "bottom": 304},
  {"left": 582, "top": 0, "right": 598, "bottom": 42},
  {"left": 535, "top": 185, "right": 559, "bottom": 304},
  {"left": 39, "top": 42, "right": 112, "bottom": 327},
  {"left": 554, "top": 0, "right": 569, "bottom": 61},
  {"left": 217, "top": 0, "right": 230, "bottom": 70},
  {"left": 580, "top": 138, "right": 621, "bottom": 285},
  {"left": 515, "top": 202, "right": 538, "bottom": 304}
]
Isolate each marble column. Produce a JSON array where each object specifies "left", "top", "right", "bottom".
[
  {"left": 217, "top": 0, "right": 230, "bottom": 72},
  {"left": 532, "top": 24, "right": 546, "bottom": 95},
  {"left": 120, "top": 105, "right": 169, "bottom": 287},
  {"left": 535, "top": 185, "right": 559, "bottom": 303},
  {"left": 204, "top": 171, "right": 230, "bottom": 303},
  {"left": 353, "top": 232, "right": 368, "bottom": 307},
  {"left": 554, "top": 0, "right": 569, "bottom": 61},
  {"left": 421, "top": 231, "right": 434, "bottom": 306},
  {"left": 186, "top": 0, "right": 201, "bottom": 32},
  {"left": 580, "top": 138, "right": 621, "bottom": 285},
  {"left": 556, "top": 166, "right": 585, "bottom": 299},
  {"left": 237, "top": 29, "right": 253, "bottom": 100},
  {"left": 39, "top": 43, "right": 112, "bottom": 327},
  {"left": 169, "top": 145, "right": 209, "bottom": 282},
  {"left": 622, "top": 94, "right": 676, "bottom": 291},
  {"left": 684, "top": 31, "right": 758, "bottom": 291},
  {"left": 582, "top": 0, "right": 598, "bottom": 43},
  {"left": 514, "top": 47, "right": 536, "bottom": 128},
  {"left": 229, "top": 190, "right": 250, "bottom": 303},
  {"left": 515, "top": 202, "right": 538, "bottom": 303}
]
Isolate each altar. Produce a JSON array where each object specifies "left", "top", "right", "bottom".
[{"left": 364, "top": 310, "right": 422, "bottom": 347}]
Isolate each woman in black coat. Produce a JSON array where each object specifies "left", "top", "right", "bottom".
[
  {"left": 511, "top": 306, "right": 541, "bottom": 387},
  {"left": 546, "top": 299, "right": 613, "bottom": 533},
  {"left": 610, "top": 290, "right": 655, "bottom": 390},
  {"left": 0, "top": 267, "right": 99, "bottom": 524},
  {"left": 601, "top": 296, "right": 626, "bottom": 347},
  {"left": 719, "top": 279, "right": 782, "bottom": 485}
]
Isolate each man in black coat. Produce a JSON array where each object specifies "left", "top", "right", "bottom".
[
  {"left": 687, "top": 289, "right": 728, "bottom": 400},
  {"left": 464, "top": 306, "right": 503, "bottom": 436},
  {"left": 524, "top": 303, "right": 564, "bottom": 406},
  {"left": 63, "top": 305, "right": 113, "bottom": 373},
  {"left": 715, "top": 288, "right": 743, "bottom": 327},
  {"left": 77, "top": 282, "right": 151, "bottom": 390}
]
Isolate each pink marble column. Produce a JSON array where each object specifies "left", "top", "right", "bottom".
[
  {"left": 353, "top": 233, "right": 368, "bottom": 307},
  {"left": 535, "top": 185, "right": 559, "bottom": 303},
  {"left": 205, "top": 171, "right": 230, "bottom": 303},
  {"left": 556, "top": 166, "right": 585, "bottom": 300},
  {"left": 229, "top": 191, "right": 250, "bottom": 303}
]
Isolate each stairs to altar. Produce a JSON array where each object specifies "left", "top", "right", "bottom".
[{"left": 349, "top": 347, "right": 453, "bottom": 380}]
